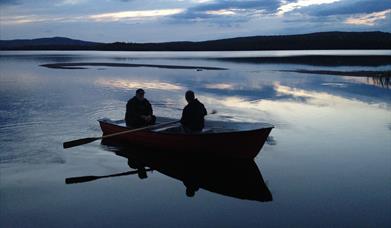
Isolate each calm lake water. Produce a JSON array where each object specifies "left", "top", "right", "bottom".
[{"left": 1, "top": 50, "right": 390, "bottom": 227}]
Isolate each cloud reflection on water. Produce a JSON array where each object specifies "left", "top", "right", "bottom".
[
  {"left": 95, "top": 78, "right": 184, "bottom": 91},
  {"left": 204, "top": 83, "right": 235, "bottom": 90},
  {"left": 195, "top": 81, "right": 391, "bottom": 130}
]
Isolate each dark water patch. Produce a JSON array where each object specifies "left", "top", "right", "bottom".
[
  {"left": 282, "top": 69, "right": 391, "bottom": 77},
  {"left": 215, "top": 55, "right": 391, "bottom": 66},
  {"left": 40, "top": 62, "right": 227, "bottom": 70},
  {"left": 284, "top": 69, "right": 391, "bottom": 90},
  {"left": 0, "top": 54, "right": 87, "bottom": 63}
]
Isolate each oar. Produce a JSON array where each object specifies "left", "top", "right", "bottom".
[
  {"left": 65, "top": 168, "right": 153, "bottom": 184},
  {"left": 63, "top": 120, "right": 180, "bottom": 149},
  {"left": 63, "top": 110, "right": 218, "bottom": 149}
]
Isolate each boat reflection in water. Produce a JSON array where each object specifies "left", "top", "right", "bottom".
[{"left": 66, "top": 139, "right": 273, "bottom": 202}]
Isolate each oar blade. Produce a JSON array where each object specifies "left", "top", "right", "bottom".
[
  {"left": 65, "top": 176, "right": 99, "bottom": 184},
  {"left": 63, "top": 137, "right": 98, "bottom": 149}
]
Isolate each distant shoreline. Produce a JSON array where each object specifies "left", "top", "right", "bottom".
[{"left": 2, "top": 31, "right": 390, "bottom": 51}]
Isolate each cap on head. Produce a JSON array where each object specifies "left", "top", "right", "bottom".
[
  {"left": 136, "top": 88, "right": 145, "bottom": 95},
  {"left": 185, "top": 90, "right": 195, "bottom": 101}
]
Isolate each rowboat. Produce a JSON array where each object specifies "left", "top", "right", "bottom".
[
  {"left": 98, "top": 117, "right": 273, "bottom": 159},
  {"left": 101, "top": 141, "right": 273, "bottom": 202}
]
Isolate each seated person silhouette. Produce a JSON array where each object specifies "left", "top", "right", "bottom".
[
  {"left": 125, "top": 88, "right": 156, "bottom": 128},
  {"left": 180, "top": 90, "right": 207, "bottom": 133}
]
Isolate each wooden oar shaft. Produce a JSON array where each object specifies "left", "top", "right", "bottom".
[
  {"left": 63, "top": 110, "right": 217, "bottom": 149},
  {"left": 100, "top": 120, "right": 179, "bottom": 140},
  {"left": 63, "top": 120, "right": 179, "bottom": 149}
]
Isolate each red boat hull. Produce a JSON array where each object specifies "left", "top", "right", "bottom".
[{"left": 99, "top": 120, "right": 273, "bottom": 159}]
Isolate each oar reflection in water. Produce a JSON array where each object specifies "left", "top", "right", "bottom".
[{"left": 65, "top": 168, "right": 153, "bottom": 184}]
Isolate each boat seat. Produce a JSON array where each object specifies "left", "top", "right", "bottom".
[
  {"left": 152, "top": 125, "right": 180, "bottom": 132},
  {"left": 152, "top": 126, "right": 213, "bottom": 134}
]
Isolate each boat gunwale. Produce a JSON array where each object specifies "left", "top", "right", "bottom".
[{"left": 98, "top": 119, "right": 274, "bottom": 136}]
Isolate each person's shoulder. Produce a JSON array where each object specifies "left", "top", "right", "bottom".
[
  {"left": 144, "top": 98, "right": 152, "bottom": 104},
  {"left": 127, "top": 96, "right": 137, "bottom": 104},
  {"left": 128, "top": 96, "right": 137, "bottom": 102},
  {"left": 183, "top": 103, "right": 190, "bottom": 111},
  {"left": 195, "top": 99, "right": 205, "bottom": 106}
]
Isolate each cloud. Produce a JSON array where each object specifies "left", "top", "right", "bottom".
[
  {"left": 206, "top": 9, "right": 237, "bottom": 16},
  {"left": 0, "top": 14, "right": 85, "bottom": 24},
  {"left": 172, "top": 0, "right": 280, "bottom": 22},
  {"left": 277, "top": 0, "right": 341, "bottom": 15},
  {"left": 0, "top": 0, "right": 87, "bottom": 6},
  {"left": 89, "top": 9, "right": 185, "bottom": 22},
  {"left": 345, "top": 9, "right": 391, "bottom": 26},
  {"left": 1, "top": 15, "right": 38, "bottom": 24},
  {"left": 294, "top": 0, "right": 391, "bottom": 16},
  {"left": 59, "top": 0, "right": 87, "bottom": 5},
  {"left": 1, "top": 0, "right": 390, "bottom": 41},
  {"left": 0, "top": 0, "right": 20, "bottom": 5},
  {"left": 0, "top": 8, "right": 185, "bottom": 24},
  {"left": 275, "top": 0, "right": 391, "bottom": 33}
]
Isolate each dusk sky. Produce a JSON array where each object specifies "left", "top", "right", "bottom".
[{"left": 1, "top": 0, "right": 390, "bottom": 42}]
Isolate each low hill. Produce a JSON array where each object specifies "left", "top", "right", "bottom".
[{"left": 0, "top": 37, "right": 100, "bottom": 50}]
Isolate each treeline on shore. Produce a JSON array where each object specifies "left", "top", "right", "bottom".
[{"left": 1, "top": 31, "right": 390, "bottom": 51}]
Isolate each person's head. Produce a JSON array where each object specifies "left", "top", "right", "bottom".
[
  {"left": 186, "top": 187, "right": 195, "bottom": 197},
  {"left": 135, "top": 88, "right": 145, "bottom": 101},
  {"left": 185, "top": 90, "right": 195, "bottom": 103}
]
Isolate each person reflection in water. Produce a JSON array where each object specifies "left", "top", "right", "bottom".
[
  {"left": 127, "top": 158, "right": 148, "bottom": 179},
  {"left": 183, "top": 172, "right": 200, "bottom": 197},
  {"left": 125, "top": 89, "right": 156, "bottom": 128},
  {"left": 184, "top": 181, "right": 200, "bottom": 197},
  {"left": 180, "top": 90, "right": 207, "bottom": 133}
]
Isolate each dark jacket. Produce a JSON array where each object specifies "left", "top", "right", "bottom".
[
  {"left": 181, "top": 99, "right": 207, "bottom": 131},
  {"left": 125, "top": 97, "right": 154, "bottom": 127}
]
